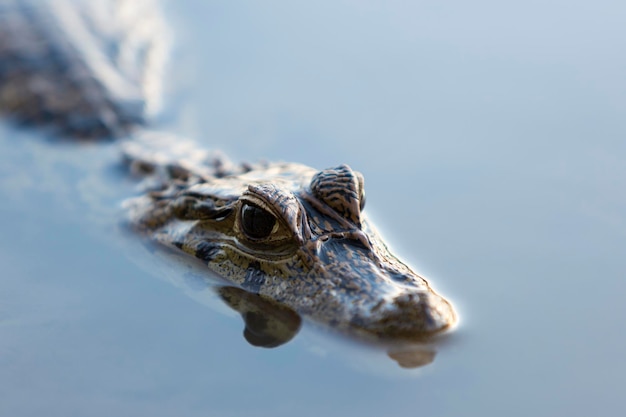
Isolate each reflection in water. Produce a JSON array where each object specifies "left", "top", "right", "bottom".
[
  {"left": 387, "top": 346, "right": 436, "bottom": 369},
  {"left": 217, "top": 286, "right": 302, "bottom": 348},
  {"left": 216, "top": 284, "right": 440, "bottom": 369}
]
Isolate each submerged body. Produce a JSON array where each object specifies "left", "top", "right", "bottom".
[{"left": 0, "top": 0, "right": 456, "bottom": 340}]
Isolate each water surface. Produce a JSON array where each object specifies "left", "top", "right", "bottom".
[{"left": 1, "top": 1, "right": 625, "bottom": 416}]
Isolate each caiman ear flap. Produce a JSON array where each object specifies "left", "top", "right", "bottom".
[{"left": 309, "top": 164, "right": 365, "bottom": 227}]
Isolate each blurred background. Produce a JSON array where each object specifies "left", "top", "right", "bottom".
[{"left": 1, "top": 1, "right": 625, "bottom": 416}]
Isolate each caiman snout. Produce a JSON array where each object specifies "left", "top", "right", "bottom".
[
  {"left": 382, "top": 291, "right": 455, "bottom": 336},
  {"left": 346, "top": 284, "right": 456, "bottom": 339},
  {"left": 310, "top": 234, "right": 456, "bottom": 340}
]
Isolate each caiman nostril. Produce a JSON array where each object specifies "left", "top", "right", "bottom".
[
  {"left": 377, "top": 290, "right": 456, "bottom": 337},
  {"left": 393, "top": 292, "right": 419, "bottom": 305}
]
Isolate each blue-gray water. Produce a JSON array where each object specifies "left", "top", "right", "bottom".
[{"left": 1, "top": 1, "right": 625, "bottom": 416}]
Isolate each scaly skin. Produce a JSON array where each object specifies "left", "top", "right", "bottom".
[{"left": 124, "top": 140, "right": 456, "bottom": 339}]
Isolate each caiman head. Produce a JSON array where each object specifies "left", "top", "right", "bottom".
[{"left": 128, "top": 158, "right": 456, "bottom": 340}]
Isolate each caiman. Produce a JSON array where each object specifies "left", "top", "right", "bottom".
[{"left": 0, "top": 0, "right": 456, "bottom": 341}]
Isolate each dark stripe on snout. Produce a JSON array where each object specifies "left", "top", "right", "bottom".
[
  {"left": 243, "top": 261, "right": 266, "bottom": 293},
  {"left": 195, "top": 241, "right": 219, "bottom": 262}
]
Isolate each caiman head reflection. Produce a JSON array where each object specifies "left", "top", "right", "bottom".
[{"left": 129, "top": 162, "right": 456, "bottom": 339}]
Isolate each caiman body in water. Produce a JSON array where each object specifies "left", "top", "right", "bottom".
[{"left": 0, "top": 0, "right": 456, "bottom": 340}]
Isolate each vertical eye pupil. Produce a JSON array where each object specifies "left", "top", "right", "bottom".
[{"left": 241, "top": 204, "right": 276, "bottom": 239}]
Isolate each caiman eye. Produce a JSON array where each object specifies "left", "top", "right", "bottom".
[{"left": 241, "top": 203, "right": 276, "bottom": 239}]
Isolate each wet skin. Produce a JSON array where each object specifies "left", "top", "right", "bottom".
[{"left": 124, "top": 147, "right": 457, "bottom": 340}]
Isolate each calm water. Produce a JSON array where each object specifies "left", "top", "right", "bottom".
[{"left": 1, "top": 1, "right": 626, "bottom": 416}]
